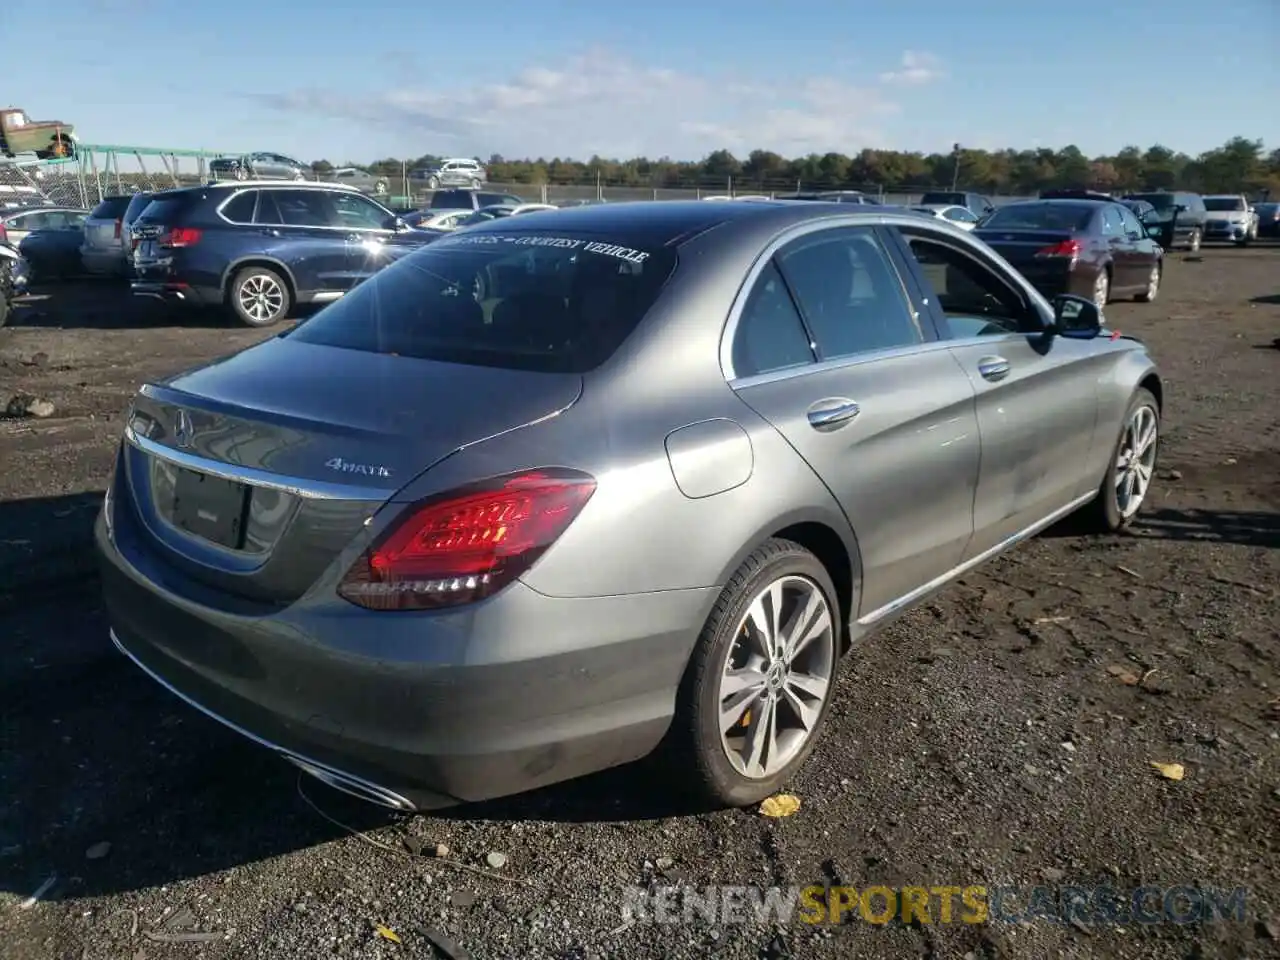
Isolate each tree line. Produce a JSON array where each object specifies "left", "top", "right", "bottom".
[{"left": 309, "top": 137, "right": 1278, "bottom": 196}]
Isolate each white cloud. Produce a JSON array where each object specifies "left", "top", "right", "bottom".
[
  {"left": 254, "top": 47, "right": 906, "bottom": 161},
  {"left": 879, "top": 50, "right": 945, "bottom": 87}
]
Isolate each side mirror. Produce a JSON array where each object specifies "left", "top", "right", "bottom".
[
  {"left": 1145, "top": 223, "right": 1164, "bottom": 240},
  {"left": 384, "top": 215, "right": 407, "bottom": 231},
  {"left": 1050, "top": 294, "right": 1102, "bottom": 339}
]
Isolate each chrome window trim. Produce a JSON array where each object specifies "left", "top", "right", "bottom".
[
  {"left": 123, "top": 424, "right": 391, "bottom": 502},
  {"left": 216, "top": 186, "right": 395, "bottom": 231},
  {"left": 721, "top": 213, "right": 1008, "bottom": 382}
]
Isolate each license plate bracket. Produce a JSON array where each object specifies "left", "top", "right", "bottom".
[{"left": 171, "top": 467, "right": 249, "bottom": 549}]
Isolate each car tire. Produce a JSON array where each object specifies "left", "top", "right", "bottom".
[
  {"left": 1093, "top": 268, "right": 1111, "bottom": 309},
  {"left": 1135, "top": 261, "right": 1160, "bottom": 302},
  {"left": 0, "top": 293, "right": 10, "bottom": 329},
  {"left": 294, "top": 171, "right": 308, "bottom": 182},
  {"left": 427, "top": 176, "right": 439, "bottom": 190},
  {"left": 1187, "top": 229, "right": 1201, "bottom": 253},
  {"left": 375, "top": 181, "right": 388, "bottom": 196},
  {"left": 469, "top": 178, "right": 481, "bottom": 190},
  {"left": 228, "top": 265, "right": 291, "bottom": 327},
  {"left": 234, "top": 164, "right": 249, "bottom": 181},
  {"left": 671, "top": 538, "right": 842, "bottom": 808},
  {"left": 1077, "top": 387, "right": 1160, "bottom": 533}
]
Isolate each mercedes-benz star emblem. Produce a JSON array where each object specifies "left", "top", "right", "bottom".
[{"left": 173, "top": 409, "right": 193, "bottom": 448}]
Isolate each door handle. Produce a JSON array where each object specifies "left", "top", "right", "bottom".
[
  {"left": 260, "top": 228, "right": 282, "bottom": 238},
  {"left": 977, "top": 356, "right": 1010, "bottom": 382},
  {"left": 806, "top": 398, "right": 860, "bottom": 431}
]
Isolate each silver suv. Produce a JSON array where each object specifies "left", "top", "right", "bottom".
[{"left": 418, "top": 158, "right": 487, "bottom": 190}]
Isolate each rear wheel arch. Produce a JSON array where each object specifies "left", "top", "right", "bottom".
[
  {"left": 710, "top": 511, "right": 862, "bottom": 655},
  {"left": 222, "top": 257, "right": 298, "bottom": 304}
]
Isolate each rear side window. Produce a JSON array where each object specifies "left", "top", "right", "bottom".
[
  {"left": 220, "top": 190, "right": 257, "bottom": 223},
  {"left": 776, "top": 228, "right": 921, "bottom": 359},
  {"left": 478, "top": 192, "right": 517, "bottom": 206},
  {"left": 90, "top": 196, "right": 131, "bottom": 219},
  {"left": 272, "top": 189, "right": 334, "bottom": 227},
  {"left": 732, "top": 261, "right": 815, "bottom": 378},
  {"left": 288, "top": 230, "right": 678, "bottom": 373}
]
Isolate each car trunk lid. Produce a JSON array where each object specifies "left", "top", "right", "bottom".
[
  {"left": 121, "top": 335, "right": 582, "bottom": 604},
  {"left": 975, "top": 228, "right": 1080, "bottom": 268}
]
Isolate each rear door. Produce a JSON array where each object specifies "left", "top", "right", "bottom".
[
  {"left": 891, "top": 226, "right": 1103, "bottom": 557},
  {"left": 256, "top": 189, "right": 351, "bottom": 295},
  {"left": 727, "top": 224, "right": 981, "bottom": 618}
]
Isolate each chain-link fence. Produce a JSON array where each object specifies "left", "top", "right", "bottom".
[
  {"left": 1, "top": 150, "right": 1037, "bottom": 213},
  {"left": 0, "top": 147, "right": 219, "bottom": 211}
]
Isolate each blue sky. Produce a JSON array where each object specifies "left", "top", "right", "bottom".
[{"left": 5, "top": 0, "right": 1277, "bottom": 164}]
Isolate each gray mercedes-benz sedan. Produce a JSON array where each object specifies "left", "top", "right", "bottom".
[{"left": 96, "top": 200, "right": 1163, "bottom": 812}]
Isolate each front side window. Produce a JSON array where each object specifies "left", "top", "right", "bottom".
[
  {"left": 899, "top": 230, "right": 1041, "bottom": 338},
  {"left": 331, "top": 192, "right": 390, "bottom": 230},
  {"left": 288, "top": 230, "right": 677, "bottom": 373},
  {"left": 945, "top": 207, "right": 978, "bottom": 223},
  {"left": 776, "top": 228, "right": 921, "bottom": 359},
  {"left": 1117, "top": 205, "right": 1144, "bottom": 237}
]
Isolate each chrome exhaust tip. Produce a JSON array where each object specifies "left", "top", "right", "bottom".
[{"left": 286, "top": 756, "right": 417, "bottom": 812}]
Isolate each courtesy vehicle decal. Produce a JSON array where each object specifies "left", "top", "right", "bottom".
[{"left": 435, "top": 234, "right": 651, "bottom": 264}]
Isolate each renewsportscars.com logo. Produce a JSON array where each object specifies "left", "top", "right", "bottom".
[{"left": 620, "top": 884, "right": 1249, "bottom": 927}]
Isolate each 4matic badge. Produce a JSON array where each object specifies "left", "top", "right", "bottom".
[{"left": 324, "top": 457, "right": 392, "bottom": 478}]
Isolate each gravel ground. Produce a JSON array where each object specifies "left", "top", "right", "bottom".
[{"left": 1, "top": 247, "right": 1278, "bottom": 960}]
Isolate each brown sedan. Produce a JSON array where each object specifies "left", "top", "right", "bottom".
[{"left": 975, "top": 199, "right": 1164, "bottom": 307}]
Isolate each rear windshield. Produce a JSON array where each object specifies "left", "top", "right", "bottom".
[
  {"left": 982, "top": 203, "right": 1094, "bottom": 231},
  {"left": 135, "top": 195, "right": 192, "bottom": 223},
  {"left": 920, "top": 192, "right": 964, "bottom": 205},
  {"left": 89, "top": 196, "right": 131, "bottom": 219},
  {"left": 288, "top": 230, "right": 678, "bottom": 373},
  {"left": 1126, "top": 193, "right": 1175, "bottom": 210},
  {"left": 429, "top": 191, "right": 476, "bottom": 210},
  {"left": 123, "top": 193, "right": 153, "bottom": 223},
  {"left": 477, "top": 192, "right": 520, "bottom": 207},
  {"left": 1204, "top": 197, "right": 1245, "bottom": 212}
]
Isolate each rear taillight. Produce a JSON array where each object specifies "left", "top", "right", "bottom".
[
  {"left": 338, "top": 469, "right": 597, "bottom": 611},
  {"left": 113, "top": 218, "right": 122, "bottom": 239},
  {"left": 159, "top": 227, "right": 202, "bottom": 248},
  {"left": 1035, "top": 239, "right": 1082, "bottom": 259},
  {"left": 0, "top": 223, "right": 7, "bottom": 245}
]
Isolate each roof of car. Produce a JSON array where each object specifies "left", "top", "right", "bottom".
[
  {"left": 196, "top": 180, "right": 361, "bottom": 192},
  {"left": 457, "top": 199, "right": 910, "bottom": 248}
]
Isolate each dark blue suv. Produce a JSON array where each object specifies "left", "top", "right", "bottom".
[{"left": 131, "top": 181, "right": 439, "bottom": 326}]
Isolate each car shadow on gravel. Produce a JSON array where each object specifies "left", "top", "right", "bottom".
[
  {"left": 1249, "top": 293, "right": 1280, "bottom": 305},
  {"left": 0, "top": 491, "right": 104, "bottom": 603},
  {"left": 1135, "top": 506, "right": 1280, "bottom": 548},
  {"left": 7, "top": 282, "right": 314, "bottom": 331}
]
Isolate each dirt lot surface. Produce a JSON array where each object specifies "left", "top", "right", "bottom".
[{"left": 1, "top": 248, "right": 1278, "bottom": 960}]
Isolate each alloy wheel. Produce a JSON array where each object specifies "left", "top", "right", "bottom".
[
  {"left": 717, "top": 575, "right": 836, "bottom": 780},
  {"left": 237, "top": 274, "right": 285, "bottom": 324},
  {"left": 1189, "top": 230, "right": 1201, "bottom": 253},
  {"left": 1093, "top": 270, "right": 1110, "bottom": 309},
  {"left": 1114, "top": 404, "right": 1158, "bottom": 518},
  {"left": 1143, "top": 264, "right": 1160, "bottom": 301}
]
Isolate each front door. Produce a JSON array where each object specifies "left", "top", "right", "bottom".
[
  {"left": 892, "top": 227, "right": 1103, "bottom": 558},
  {"left": 727, "top": 225, "right": 981, "bottom": 617},
  {"left": 329, "top": 191, "right": 397, "bottom": 288}
]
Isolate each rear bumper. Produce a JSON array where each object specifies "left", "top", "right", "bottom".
[
  {"left": 81, "top": 248, "right": 127, "bottom": 276},
  {"left": 1018, "top": 263, "right": 1097, "bottom": 300},
  {"left": 131, "top": 280, "right": 220, "bottom": 306},
  {"left": 95, "top": 484, "right": 709, "bottom": 809}
]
